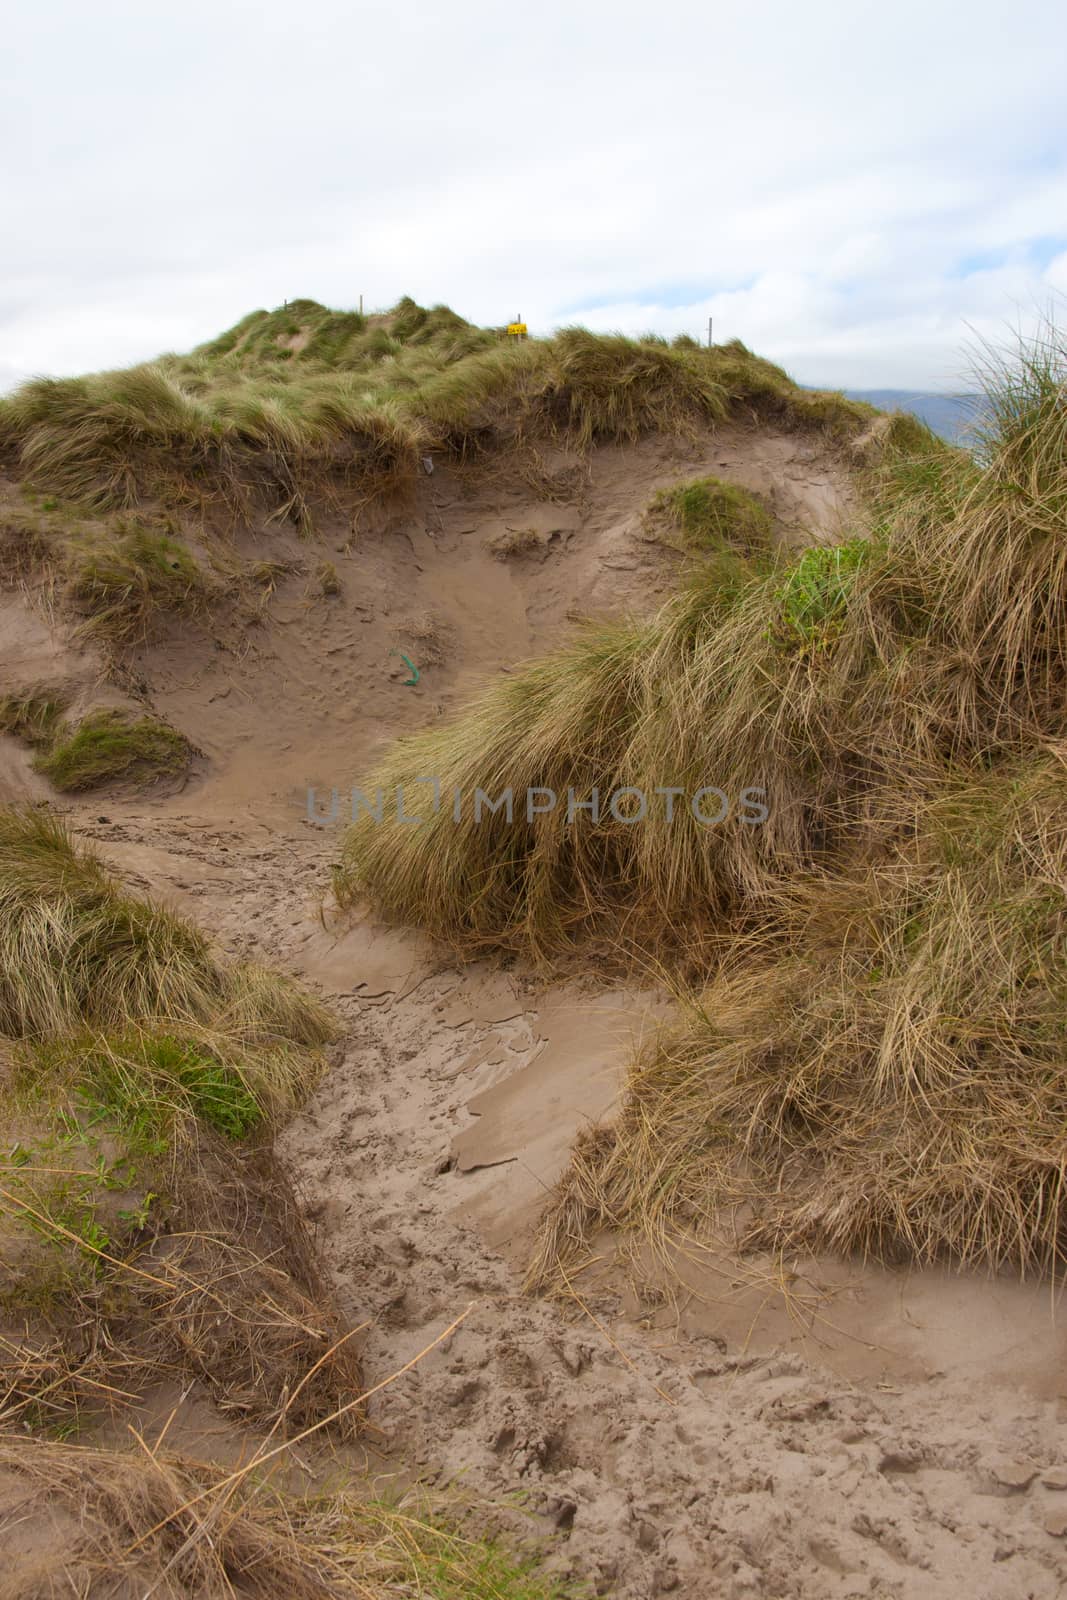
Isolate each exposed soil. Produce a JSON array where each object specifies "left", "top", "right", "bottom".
[{"left": 4, "top": 425, "right": 1065, "bottom": 1597}]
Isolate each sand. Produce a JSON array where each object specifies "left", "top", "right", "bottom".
[{"left": 3, "top": 426, "right": 1065, "bottom": 1597}]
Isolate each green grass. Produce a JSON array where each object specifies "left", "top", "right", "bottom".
[
  {"left": 70, "top": 1031, "right": 262, "bottom": 1141},
  {"left": 1, "top": 1027, "right": 263, "bottom": 1310},
  {"left": 33, "top": 709, "right": 192, "bottom": 791},
  {"left": 771, "top": 536, "right": 872, "bottom": 644},
  {"left": 67, "top": 521, "right": 205, "bottom": 640},
  {"left": 0, "top": 807, "right": 335, "bottom": 1100},
  {"left": 1, "top": 1088, "right": 165, "bottom": 1308},
  {"left": 647, "top": 473, "right": 775, "bottom": 556}
]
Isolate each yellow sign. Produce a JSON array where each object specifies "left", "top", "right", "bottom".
[{"left": 507, "top": 322, "right": 528, "bottom": 337}]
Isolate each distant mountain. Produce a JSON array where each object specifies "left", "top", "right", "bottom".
[{"left": 843, "top": 390, "right": 987, "bottom": 445}]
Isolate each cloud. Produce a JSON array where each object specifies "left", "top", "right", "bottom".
[{"left": 3, "top": 0, "right": 1066, "bottom": 391}]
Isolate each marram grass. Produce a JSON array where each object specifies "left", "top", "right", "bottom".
[
  {"left": 531, "top": 753, "right": 1067, "bottom": 1282},
  {"left": 0, "top": 1435, "right": 581, "bottom": 1600},
  {"left": 0, "top": 806, "right": 334, "bottom": 1115},
  {"left": 343, "top": 327, "right": 1067, "bottom": 1277},
  {"left": 0, "top": 298, "right": 879, "bottom": 512},
  {"left": 646, "top": 472, "right": 775, "bottom": 557},
  {"left": 33, "top": 708, "right": 192, "bottom": 791},
  {"left": 338, "top": 335, "right": 1067, "bottom": 968}
]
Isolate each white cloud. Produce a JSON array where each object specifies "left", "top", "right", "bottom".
[{"left": 2, "top": 0, "right": 1066, "bottom": 391}]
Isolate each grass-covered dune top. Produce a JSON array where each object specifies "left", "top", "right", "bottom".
[
  {"left": 0, "top": 296, "right": 903, "bottom": 516},
  {"left": 340, "top": 331, "right": 1067, "bottom": 1277}
]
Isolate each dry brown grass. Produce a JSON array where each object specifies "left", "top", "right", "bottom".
[
  {"left": 531, "top": 752, "right": 1067, "bottom": 1283},
  {"left": 0, "top": 1428, "right": 575, "bottom": 1600},
  {"left": 342, "top": 328, "right": 1067, "bottom": 1279}
]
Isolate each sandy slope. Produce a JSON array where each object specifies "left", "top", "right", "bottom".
[
  {"left": 5, "top": 425, "right": 1067, "bottom": 1597},
  {"left": 63, "top": 809, "right": 1067, "bottom": 1599}
]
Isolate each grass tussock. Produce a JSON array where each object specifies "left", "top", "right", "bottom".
[
  {"left": 0, "top": 808, "right": 333, "bottom": 1093},
  {"left": 0, "top": 692, "right": 63, "bottom": 747},
  {"left": 531, "top": 754, "right": 1067, "bottom": 1283},
  {"left": 0, "top": 492, "right": 224, "bottom": 657},
  {"left": 0, "top": 299, "right": 876, "bottom": 516},
  {"left": 33, "top": 708, "right": 193, "bottom": 791},
  {"left": 66, "top": 520, "right": 207, "bottom": 640},
  {"left": 343, "top": 327, "right": 1067, "bottom": 1277},
  {"left": 0, "top": 807, "right": 347, "bottom": 1439},
  {"left": 0, "top": 1434, "right": 578, "bottom": 1600},
  {"left": 646, "top": 473, "right": 775, "bottom": 557}
]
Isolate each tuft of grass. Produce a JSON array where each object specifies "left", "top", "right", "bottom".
[
  {"left": 771, "top": 536, "right": 871, "bottom": 645},
  {"left": 0, "top": 807, "right": 335, "bottom": 1090},
  {"left": 0, "top": 693, "right": 64, "bottom": 747},
  {"left": 647, "top": 473, "right": 774, "bottom": 557},
  {"left": 487, "top": 525, "right": 548, "bottom": 559},
  {"left": 71, "top": 1030, "right": 263, "bottom": 1141},
  {"left": 532, "top": 755, "right": 1067, "bottom": 1282},
  {"left": 68, "top": 521, "right": 205, "bottom": 641},
  {"left": 33, "top": 709, "right": 192, "bottom": 792},
  {"left": 0, "top": 1436, "right": 581, "bottom": 1600},
  {"left": 315, "top": 558, "right": 342, "bottom": 596}
]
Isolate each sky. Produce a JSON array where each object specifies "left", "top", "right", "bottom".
[{"left": 3, "top": 0, "right": 1066, "bottom": 395}]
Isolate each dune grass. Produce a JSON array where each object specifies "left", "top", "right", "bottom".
[
  {"left": 341, "top": 327, "right": 1067, "bottom": 1277},
  {"left": 531, "top": 753, "right": 1067, "bottom": 1284},
  {"left": 0, "top": 806, "right": 347, "bottom": 1439},
  {"left": 0, "top": 692, "right": 63, "bottom": 746},
  {"left": 0, "top": 492, "right": 220, "bottom": 659},
  {"left": 336, "top": 339, "right": 1056, "bottom": 963},
  {"left": 33, "top": 708, "right": 192, "bottom": 791},
  {"left": 0, "top": 810, "right": 574, "bottom": 1594},
  {"left": 0, "top": 299, "right": 876, "bottom": 516},
  {"left": 66, "top": 520, "right": 207, "bottom": 640},
  {"left": 646, "top": 472, "right": 775, "bottom": 557},
  {"left": 0, "top": 1434, "right": 580, "bottom": 1600},
  {"left": 0, "top": 806, "right": 334, "bottom": 1100}
]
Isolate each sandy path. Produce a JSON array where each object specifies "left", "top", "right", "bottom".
[{"left": 68, "top": 808, "right": 1067, "bottom": 1600}]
